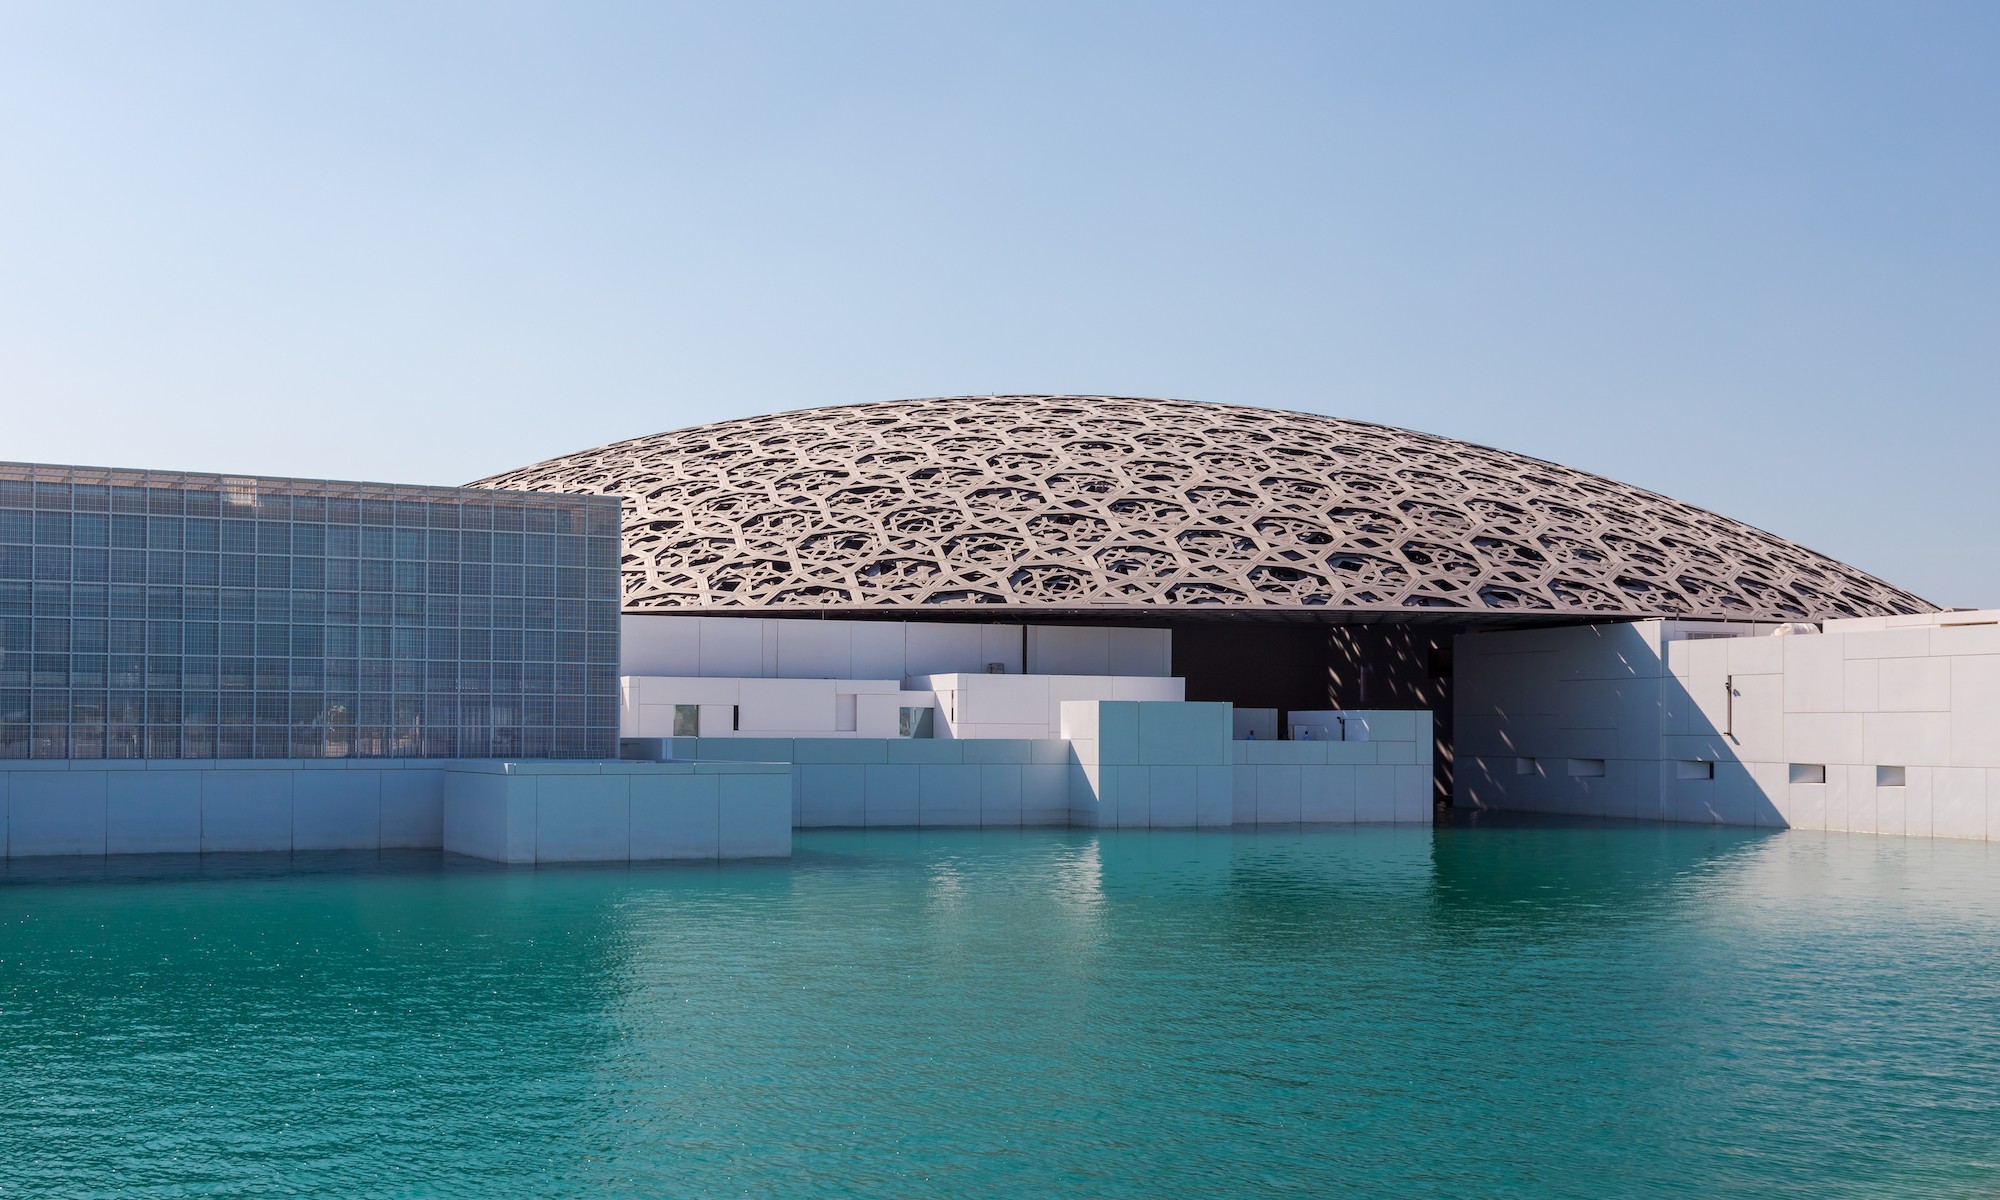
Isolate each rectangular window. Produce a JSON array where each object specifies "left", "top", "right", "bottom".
[
  {"left": 1566, "top": 758, "right": 1606, "bottom": 778},
  {"left": 1877, "top": 765, "right": 1906, "bottom": 787},
  {"left": 672, "top": 703, "right": 700, "bottom": 737},
  {"left": 1789, "top": 763, "right": 1827, "bottom": 785},
  {"left": 1676, "top": 760, "right": 1715, "bottom": 780},
  {"left": 898, "top": 706, "right": 935, "bottom": 739}
]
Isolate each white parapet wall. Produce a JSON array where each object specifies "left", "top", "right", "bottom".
[
  {"left": 442, "top": 760, "right": 791, "bottom": 863},
  {"left": 2, "top": 701, "right": 1439, "bottom": 855},
  {"left": 1231, "top": 710, "right": 1435, "bottom": 824},
  {"left": 0, "top": 758, "right": 794, "bottom": 861},
  {"left": 915, "top": 672, "right": 1184, "bottom": 740},
  {"left": 621, "top": 675, "right": 938, "bottom": 739},
  {"left": 1455, "top": 610, "right": 2000, "bottom": 839},
  {"left": 621, "top": 670, "right": 1185, "bottom": 742},
  {"left": 621, "top": 614, "right": 1171, "bottom": 681},
  {"left": 1062, "top": 700, "right": 1235, "bottom": 827},
  {"left": 650, "top": 701, "right": 1438, "bottom": 830},
  {"left": 1062, "top": 701, "right": 1433, "bottom": 828},
  {"left": 657, "top": 736, "right": 1077, "bottom": 827}
]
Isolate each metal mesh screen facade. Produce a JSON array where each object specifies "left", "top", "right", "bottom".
[
  {"left": 472, "top": 395, "right": 1932, "bottom": 622},
  {"left": 0, "top": 463, "right": 622, "bottom": 761}
]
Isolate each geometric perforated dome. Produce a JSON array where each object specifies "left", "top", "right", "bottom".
[{"left": 469, "top": 395, "right": 1933, "bottom": 622}]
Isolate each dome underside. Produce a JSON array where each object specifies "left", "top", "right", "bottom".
[{"left": 471, "top": 396, "right": 1931, "bottom": 623}]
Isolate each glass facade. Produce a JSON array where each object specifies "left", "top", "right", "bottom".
[{"left": 0, "top": 463, "right": 622, "bottom": 760}]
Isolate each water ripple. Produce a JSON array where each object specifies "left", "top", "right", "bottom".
[{"left": 3, "top": 824, "right": 1998, "bottom": 1198}]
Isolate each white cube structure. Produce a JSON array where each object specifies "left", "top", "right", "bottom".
[{"left": 1455, "top": 610, "right": 2000, "bottom": 839}]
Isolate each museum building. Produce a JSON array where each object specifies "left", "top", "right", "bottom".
[{"left": 5, "top": 394, "right": 1996, "bottom": 857}]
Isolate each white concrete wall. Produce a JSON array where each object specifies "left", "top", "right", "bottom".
[
  {"left": 1025, "top": 625, "right": 1172, "bottom": 677},
  {"left": 3, "top": 697, "right": 1436, "bottom": 856},
  {"left": 654, "top": 736, "right": 1075, "bottom": 828},
  {"left": 1232, "top": 708, "right": 1279, "bottom": 742},
  {"left": 1456, "top": 611, "right": 2000, "bottom": 840},
  {"left": 620, "top": 675, "right": 936, "bottom": 739},
  {"left": 441, "top": 760, "right": 791, "bottom": 862},
  {"left": 1230, "top": 711, "right": 1434, "bottom": 824},
  {"left": 0, "top": 758, "right": 792, "bottom": 861},
  {"left": 916, "top": 673, "right": 1184, "bottom": 740},
  {"left": 1061, "top": 700, "right": 1235, "bottom": 828},
  {"left": 1456, "top": 620, "right": 1775, "bottom": 823},
  {"left": 664, "top": 701, "right": 1434, "bottom": 832},
  {"left": 0, "top": 759, "right": 450, "bottom": 857},
  {"left": 622, "top": 614, "right": 1173, "bottom": 680},
  {"left": 623, "top": 614, "right": 1019, "bottom": 679}
]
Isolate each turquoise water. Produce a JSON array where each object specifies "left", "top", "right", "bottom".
[{"left": 4, "top": 820, "right": 2000, "bottom": 1198}]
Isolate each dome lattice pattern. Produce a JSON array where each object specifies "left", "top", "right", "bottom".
[{"left": 471, "top": 396, "right": 1931, "bottom": 621}]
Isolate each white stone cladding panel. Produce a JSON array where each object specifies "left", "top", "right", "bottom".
[
  {"left": 2, "top": 760, "right": 784, "bottom": 862},
  {"left": 1457, "top": 611, "right": 2000, "bottom": 840}
]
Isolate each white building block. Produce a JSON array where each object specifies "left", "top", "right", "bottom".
[
  {"left": 850, "top": 621, "right": 908, "bottom": 678},
  {"left": 1932, "top": 767, "right": 1987, "bottom": 841},
  {"left": 1782, "top": 713, "right": 1862, "bottom": 766},
  {"left": 533, "top": 774, "right": 631, "bottom": 862},
  {"left": 1949, "top": 656, "right": 2000, "bottom": 768},
  {"left": 737, "top": 678, "right": 837, "bottom": 732},
  {"left": 1021, "top": 762, "right": 1070, "bottom": 824},
  {"left": 776, "top": 621, "right": 852, "bottom": 679},
  {"left": 797, "top": 764, "right": 867, "bottom": 827},
  {"left": 201, "top": 769, "right": 294, "bottom": 852},
  {"left": 918, "top": 763, "right": 982, "bottom": 826},
  {"left": 698, "top": 704, "right": 737, "bottom": 737},
  {"left": 1843, "top": 628, "right": 1933, "bottom": 659},
  {"left": 105, "top": 769, "right": 202, "bottom": 854},
  {"left": 1147, "top": 765, "right": 1199, "bottom": 827},
  {"left": 698, "top": 618, "right": 765, "bottom": 676},
  {"left": 620, "top": 615, "right": 702, "bottom": 676},
  {"left": 1844, "top": 659, "right": 1880, "bottom": 712},
  {"left": 1864, "top": 712, "right": 1951, "bottom": 765},
  {"left": 1726, "top": 636, "right": 1783, "bottom": 675},
  {"left": 1875, "top": 771, "right": 1908, "bottom": 837},
  {"left": 1254, "top": 765, "right": 1301, "bottom": 823},
  {"left": 292, "top": 771, "right": 382, "bottom": 851},
  {"left": 1933, "top": 623, "right": 2000, "bottom": 656},
  {"left": 1196, "top": 765, "right": 1233, "bottom": 827},
  {"left": 9, "top": 771, "right": 106, "bottom": 856},
  {"left": 906, "top": 623, "right": 987, "bottom": 676},
  {"left": 718, "top": 773, "right": 791, "bottom": 857},
  {"left": 442, "top": 768, "right": 534, "bottom": 862},
  {"left": 1233, "top": 708, "right": 1279, "bottom": 741},
  {"left": 1394, "top": 764, "right": 1432, "bottom": 822},
  {"left": 1782, "top": 636, "right": 1847, "bottom": 713},
  {"left": 382, "top": 770, "right": 445, "bottom": 847},
  {"left": 1904, "top": 767, "right": 1934, "bottom": 838},
  {"left": 1299, "top": 765, "right": 1355, "bottom": 823},
  {"left": 863, "top": 764, "right": 921, "bottom": 824},
  {"left": 979, "top": 764, "right": 1023, "bottom": 826},
  {"left": 631, "top": 774, "right": 720, "bottom": 858},
  {"left": 1878, "top": 657, "right": 1951, "bottom": 712}
]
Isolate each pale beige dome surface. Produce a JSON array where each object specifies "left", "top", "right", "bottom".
[{"left": 470, "top": 395, "right": 1932, "bottom": 621}]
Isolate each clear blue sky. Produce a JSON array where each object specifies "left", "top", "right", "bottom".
[{"left": 2, "top": 1, "right": 1994, "bottom": 605}]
